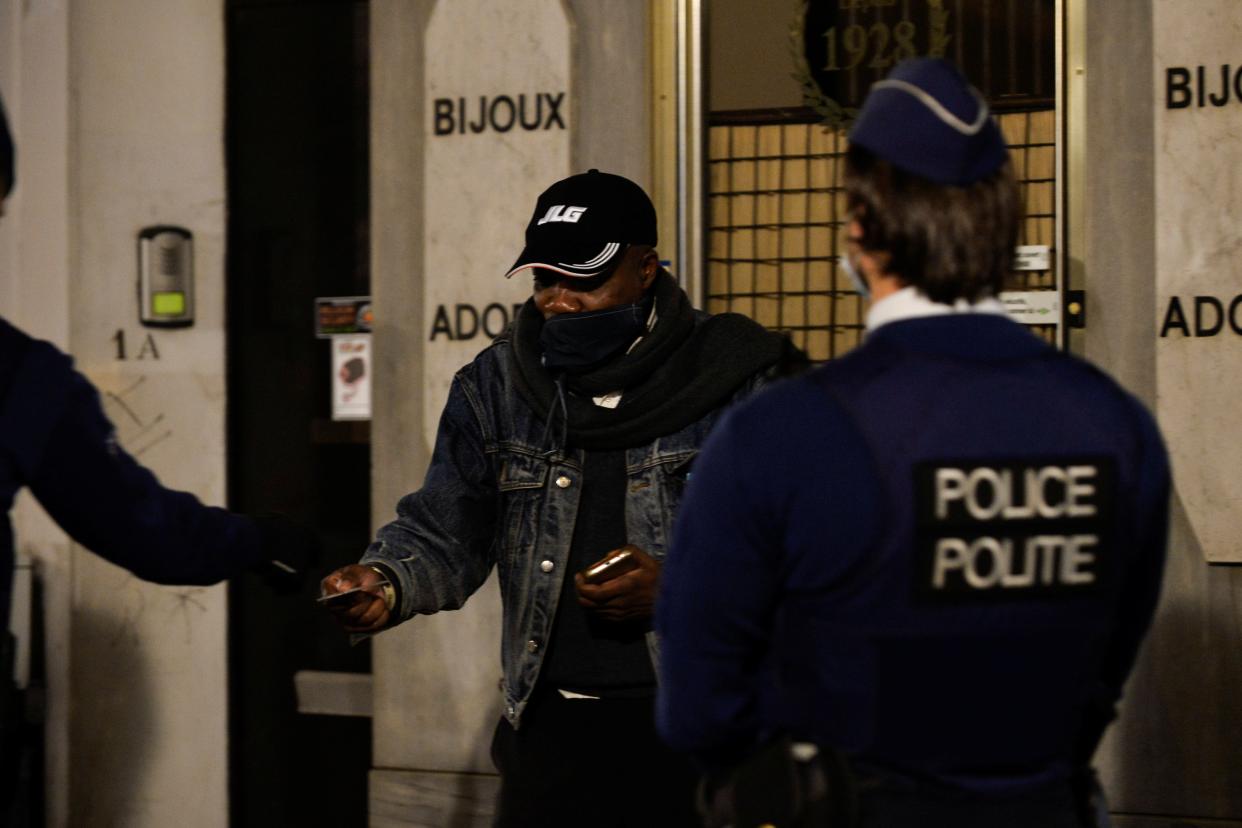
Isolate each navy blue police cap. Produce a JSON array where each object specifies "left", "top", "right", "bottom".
[
  {"left": 0, "top": 95, "right": 14, "bottom": 197},
  {"left": 505, "top": 169, "right": 657, "bottom": 280},
  {"left": 849, "top": 58, "right": 1008, "bottom": 186}
]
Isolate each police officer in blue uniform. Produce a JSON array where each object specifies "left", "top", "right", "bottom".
[
  {"left": 0, "top": 93, "right": 316, "bottom": 825},
  {"left": 0, "top": 96, "right": 312, "bottom": 646},
  {"left": 656, "top": 59, "right": 1170, "bottom": 827}
]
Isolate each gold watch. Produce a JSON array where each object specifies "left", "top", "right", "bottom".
[{"left": 368, "top": 566, "right": 397, "bottom": 611}]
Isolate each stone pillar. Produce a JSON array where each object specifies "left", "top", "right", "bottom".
[{"left": 1078, "top": 1, "right": 1242, "bottom": 822}]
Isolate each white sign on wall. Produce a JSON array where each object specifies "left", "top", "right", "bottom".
[
  {"left": 999, "top": 289, "right": 1060, "bottom": 326},
  {"left": 1013, "top": 245, "right": 1051, "bottom": 272},
  {"left": 1154, "top": 0, "right": 1242, "bottom": 563},
  {"left": 422, "top": 0, "right": 571, "bottom": 447},
  {"left": 331, "top": 334, "right": 371, "bottom": 421}
]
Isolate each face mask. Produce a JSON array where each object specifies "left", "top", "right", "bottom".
[
  {"left": 540, "top": 299, "right": 649, "bottom": 373},
  {"left": 840, "top": 253, "right": 870, "bottom": 300}
]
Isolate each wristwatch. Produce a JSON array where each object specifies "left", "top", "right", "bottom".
[{"left": 368, "top": 566, "right": 397, "bottom": 611}]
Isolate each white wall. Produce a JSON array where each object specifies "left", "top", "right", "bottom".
[{"left": 0, "top": 1, "right": 232, "bottom": 825}]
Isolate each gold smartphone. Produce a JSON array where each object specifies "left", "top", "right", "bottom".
[{"left": 582, "top": 546, "right": 640, "bottom": 584}]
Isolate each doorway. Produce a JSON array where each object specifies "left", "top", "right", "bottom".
[
  {"left": 704, "top": 0, "right": 1061, "bottom": 358},
  {"left": 226, "top": 1, "right": 371, "bottom": 824}
]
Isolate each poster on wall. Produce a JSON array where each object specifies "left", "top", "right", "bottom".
[
  {"left": 331, "top": 334, "right": 371, "bottom": 422},
  {"left": 1154, "top": 0, "right": 1242, "bottom": 563},
  {"left": 793, "top": 0, "right": 1056, "bottom": 126}
]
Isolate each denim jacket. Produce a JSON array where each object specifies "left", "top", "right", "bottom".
[{"left": 362, "top": 319, "right": 771, "bottom": 728}]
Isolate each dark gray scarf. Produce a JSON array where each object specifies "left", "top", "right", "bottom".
[{"left": 507, "top": 271, "right": 801, "bottom": 451}]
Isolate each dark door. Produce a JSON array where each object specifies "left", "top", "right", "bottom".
[{"left": 226, "top": 2, "right": 371, "bottom": 825}]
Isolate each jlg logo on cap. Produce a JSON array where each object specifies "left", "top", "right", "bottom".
[{"left": 537, "top": 205, "right": 587, "bottom": 225}]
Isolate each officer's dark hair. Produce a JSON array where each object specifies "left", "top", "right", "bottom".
[{"left": 844, "top": 144, "right": 1020, "bottom": 304}]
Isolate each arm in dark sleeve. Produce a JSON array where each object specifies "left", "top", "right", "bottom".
[
  {"left": 360, "top": 373, "right": 498, "bottom": 623},
  {"left": 1078, "top": 404, "right": 1172, "bottom": 759},
  {"left": 23, "top": 361, "right": 264, "bottom": 584},
  {"left": 1109, "top": 406, "right": 1171, "bottom": 682},
  {"left": 656, "top": 384, "right": 880, "bottom": 767},
  {"left": 656, "top": 404, "right": 784, "bottom": 766}
]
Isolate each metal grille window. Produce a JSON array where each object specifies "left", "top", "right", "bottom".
[
  {"left": 1002, "top": 109, "right": 1056, "bottom": 293},
  {"left": 706, "top": 108, "right": 1058, "bottom": 362}
]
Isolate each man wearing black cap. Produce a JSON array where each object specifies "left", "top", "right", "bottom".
[
  {"left": 656, "top": 59, "right": 1170, "bottom": 827},
  {"left": 322, "top": 169, "right": 802, "bottom": 826},
  {"left": 0, "top": 96, "right": 315, "bottom": 796}
]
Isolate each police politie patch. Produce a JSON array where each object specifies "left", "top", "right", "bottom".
[{"left": 912, "top": 457, "right": 1116, "bottom": 604}]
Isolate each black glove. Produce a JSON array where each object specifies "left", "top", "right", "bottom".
[
  {"left": 249, "top": 513, "right": 323, "bottom": 594},
  {"left": 698, "top": 737, "right": 857, "bottom": 828}
]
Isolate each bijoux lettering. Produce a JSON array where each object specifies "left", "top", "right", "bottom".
[{"left": 433, "top": 92, "right": 567, "bottom": 136}]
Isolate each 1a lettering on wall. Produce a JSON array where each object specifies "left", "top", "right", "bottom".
[{"left": 113, "top": 329, "right": 161, "bottom": 360}]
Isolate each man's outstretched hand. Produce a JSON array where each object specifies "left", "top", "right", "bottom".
[{"left": 320, "top": 564, "right": 391, "bottom": 633}]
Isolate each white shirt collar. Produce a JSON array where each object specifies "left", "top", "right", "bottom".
[{"left": 866, "top": 285, "right": 1008, "bottom": 333}]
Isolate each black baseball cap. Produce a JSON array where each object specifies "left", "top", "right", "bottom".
[{"left": 504, "top": 169, "right": 657, "bottom": 280}]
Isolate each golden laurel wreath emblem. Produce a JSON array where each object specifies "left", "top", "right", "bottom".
[{"left": 791, "top": 0, "right": 951, "bottom": 129}]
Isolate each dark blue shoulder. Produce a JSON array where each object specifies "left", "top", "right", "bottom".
[
  {"left": 712, "top": 368, "right": 863, "bottom": 451},
  {"left": 0, "top": 318, "right": 74, "bottom": 404},
  {"left": 0, "top": 317, "right": 33, "bottom": 370}
]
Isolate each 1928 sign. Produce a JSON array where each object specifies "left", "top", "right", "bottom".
[{"left": 795, "top": 0, "right": 1055, "bottom": 124}]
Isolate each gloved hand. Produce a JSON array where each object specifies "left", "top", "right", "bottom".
[
  {"left": 249, "top": 513, "right": 323, "bottom": 594},
  {"left": 698, "top": 738, "right": 857, "bottom": 828}
]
